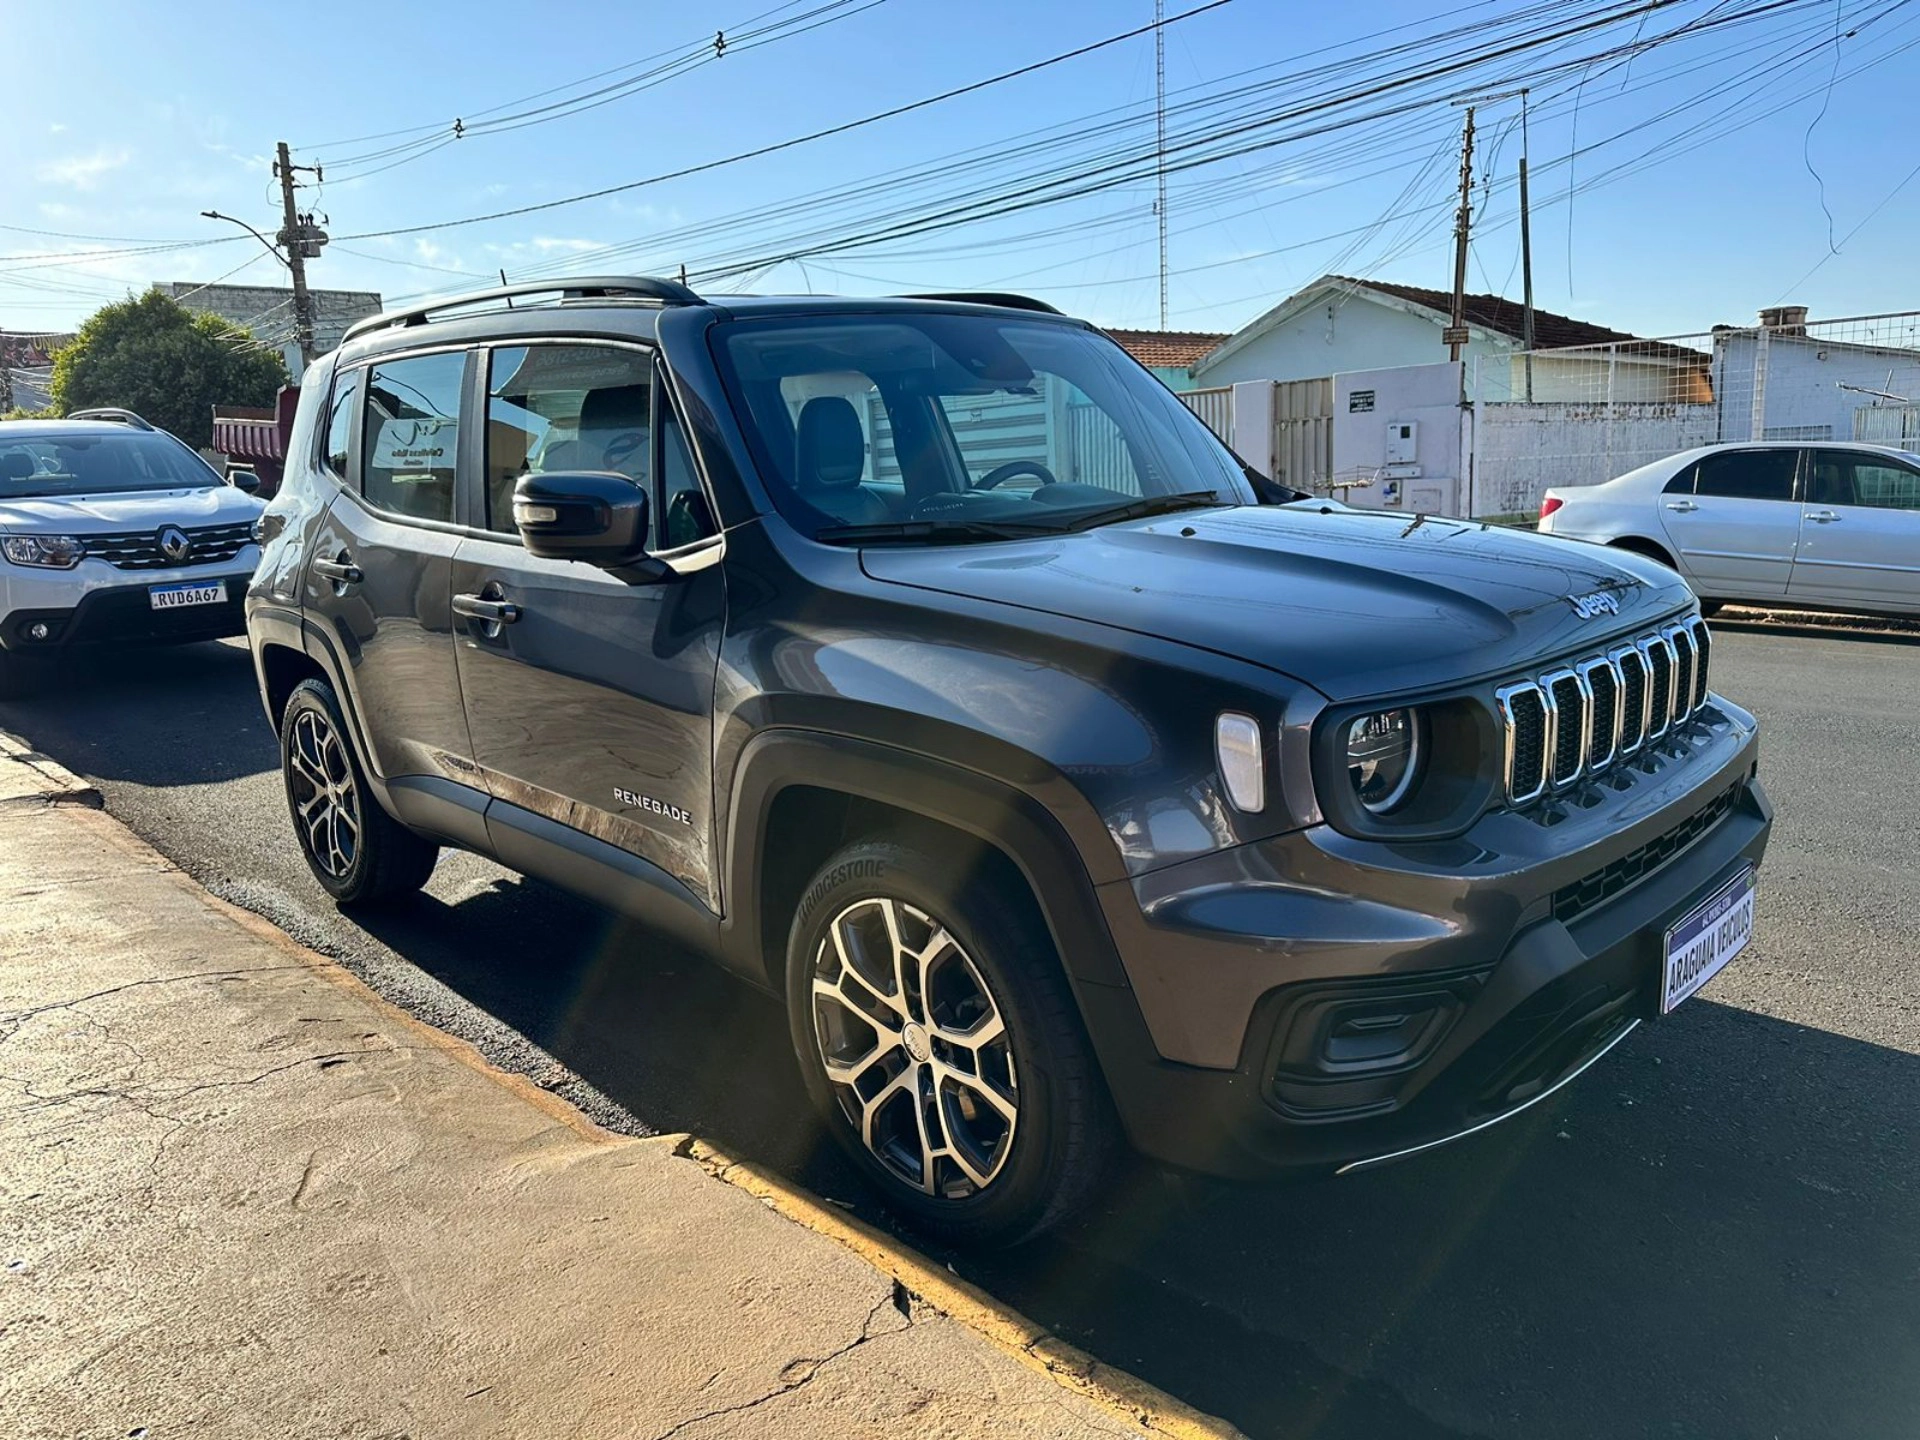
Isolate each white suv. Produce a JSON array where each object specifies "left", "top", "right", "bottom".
[{"left": 0, "top": 411, "right": 264, "bottom": 697}]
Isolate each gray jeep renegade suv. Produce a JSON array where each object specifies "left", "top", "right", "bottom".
[{"left": 246, "top": 277, "right": 1771, "bottom": 1244}]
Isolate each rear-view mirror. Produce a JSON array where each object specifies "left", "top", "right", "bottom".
[{"left": 512, "top": 471, "right": 666, "bottom": 583}]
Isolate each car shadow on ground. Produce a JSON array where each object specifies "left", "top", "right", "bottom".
[
  {"left": 0, "top": 639, "right": 277, "bottom": 786},
  {"left": 350, "top": 873, "right": 1920, "bottom": 1440}
]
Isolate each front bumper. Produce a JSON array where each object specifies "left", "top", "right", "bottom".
[
  {"left": 1087, "top": 697, "right": 1771, "bottom": 1179},
  {"left": 0, "top": 573, "right": 254, "bottom": 652}
]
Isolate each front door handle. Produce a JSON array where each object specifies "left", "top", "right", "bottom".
[
  {"left": 452, "top": 592, "right": 523, "bottom": 625},
  {"left": 1665, "top": 500, "right": 1700, "bottom": 514},
  {"left": 1805, "top": 510, "right": 1842, "bottom": 524},
  {"left": 312, "top": 554, "right": 363, "bottom": 584}
]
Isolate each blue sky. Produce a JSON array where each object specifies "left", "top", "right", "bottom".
[{"left": 4, "top": 0, "right": 1917, "bottom": 345}]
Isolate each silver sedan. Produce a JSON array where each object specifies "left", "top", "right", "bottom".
[{"left": 1538, "top": 441, "right": 1920, "bottom": 618}]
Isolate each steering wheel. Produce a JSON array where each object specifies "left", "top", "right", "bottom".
[{"left": 973, "top": 460, "right": 1060, "bottom": 491}]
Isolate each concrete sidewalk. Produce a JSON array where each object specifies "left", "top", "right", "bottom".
[{"left": 0, "top": 737, "right": 1225, "bottom": 1440}]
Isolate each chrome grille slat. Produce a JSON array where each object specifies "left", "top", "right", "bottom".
[
  {"left": 81, "top": 522, "right": 255, "bottom": 571},
  {"left": 1498, "top": 618, "right": 1712, "bottom": 806},
  {"left": 1612, "top": 645, "right": 1648, "bottom": 755},
  {"left": 1578, "top": 657, "right": 1620, "bottom": 772},
  {"left": 1641, "top": 634, "right": 1675, "bottom": 741},
  {"left": 1665, "top": 624, "right": 1697, "bottom": 723}
]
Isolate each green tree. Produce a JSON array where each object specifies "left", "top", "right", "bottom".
[{"left": 49, "top": 289, "right": 289, "bottom": 448}]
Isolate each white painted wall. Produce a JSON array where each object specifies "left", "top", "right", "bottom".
[
  {"left": 1471, "top": 403, "right": 1718, "bottom": 517},
  {"left": 1714, "top": 332, "right": 1920, "bottom": 442},
  {"left": 1332, "top": 362, "right": 1467, "bottom": 515},
  {"left": 1197, "top": 292, "right": 1511, "bottom": 386}
]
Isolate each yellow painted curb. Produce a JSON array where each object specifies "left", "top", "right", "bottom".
[{"left": 677, "top": 1136, "right": 1249, "bottom": 1440}]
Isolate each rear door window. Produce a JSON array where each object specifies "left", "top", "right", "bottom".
[
  {"left": 321, "top": 368, "right": 359, "bottom": 478},
  {"left": 1692, "top": 450, "right": 1797, "bottom": 502},
  {"left": 362, "top": 352, "right": 465, "bottom": 524}
]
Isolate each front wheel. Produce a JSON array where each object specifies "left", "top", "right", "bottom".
[
  {"left": 786, "top": 837, "right": 1118, "bottom": 1246},
  {"left": 280, "top": 679, "right": 438, "bottom": 906}
]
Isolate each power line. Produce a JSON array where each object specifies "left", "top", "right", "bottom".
[{"left": 333, "top": 0, "right": 1240, "bottom": 241}]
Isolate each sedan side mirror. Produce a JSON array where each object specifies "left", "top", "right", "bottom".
[
  {"left": 512, "top": 471, "right": 667, "bottom": 583},
  {"left": 228, "top": 469, "right": 262, "bottom": 495}
]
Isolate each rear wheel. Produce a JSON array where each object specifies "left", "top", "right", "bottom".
[
  {"left": 280, "top": 679, "right": 438, "bottom": 906},
  {"left": 786, "top": 836, "right": 1117, "bottom": 1246}
]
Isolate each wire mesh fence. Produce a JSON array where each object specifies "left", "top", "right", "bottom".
[{"left": 1468, "top": 309, "right": 1920, "bottom": 516}]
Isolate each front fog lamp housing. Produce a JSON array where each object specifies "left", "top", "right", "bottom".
[
  {"left": 1, "top": 534, "right": 85, "bottom": 569},
  {"left": 1344, "top": 708, "right": 1423, "bottom": 815},
  {"left": 1215, "top": 712, "right": 1265, "bottom": 813}
]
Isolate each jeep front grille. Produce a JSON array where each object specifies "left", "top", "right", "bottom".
[
  {"left": 1497, "top": 616, "right": 1712, "bottom": 805},
  {"left": 83, "top": 521, "right": 256, "bottom": 571}
]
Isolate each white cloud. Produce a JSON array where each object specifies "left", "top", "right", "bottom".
[
  {"left": 48, "top": 122, "right": 67, "bottom": 134},
  {"left": 37, "top": 148, "right": 132, "bottom": 191}
]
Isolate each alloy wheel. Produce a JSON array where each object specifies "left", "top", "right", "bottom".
[
  {"left": 810, "top": 897, "right": 1019, "bottom": 1198},
  {"left": 287, "top": 708, "right": 361, "bottom": 878}
]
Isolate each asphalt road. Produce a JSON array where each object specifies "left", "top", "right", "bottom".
[{"left": 6, "top": 622, "right": 1918, "bottom": 1440}]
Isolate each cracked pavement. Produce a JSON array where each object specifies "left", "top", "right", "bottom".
[{"left": 0, "top": 791, "right": 1141, "bottom": 1439}]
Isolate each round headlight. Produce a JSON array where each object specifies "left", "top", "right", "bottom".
[{"left": 1344, "top": 709, "right": 1423, "bottom": 814}]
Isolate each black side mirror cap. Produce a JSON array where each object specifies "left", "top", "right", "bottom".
[
  {"left": 229, "top": 470, "right": 262, "bottom": 495},
  {"left": 512, "top": 471, "right": 668, "bottom": 582}
]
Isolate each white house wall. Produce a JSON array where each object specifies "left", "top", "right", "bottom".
[
  {"left": 1332, "top": 362, "right": 1467, "bottom": 516},
  {"left": 1197, "top": 292, "right": 1508, "bottom": 386},
  {"left": 1714, "top": 332, "right": 1920, "bottom": 442}
]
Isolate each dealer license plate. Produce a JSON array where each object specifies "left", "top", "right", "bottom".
[
  {"left": 149, "top": 580, "right": 226, "bottom": 611},
  {"left": 1661, "top": 866, "right": 1756, "bottom": 1013}
]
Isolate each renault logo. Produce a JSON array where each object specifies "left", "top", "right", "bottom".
[{"left": 157, "top": 526, "right": 192, "bottom": 564}]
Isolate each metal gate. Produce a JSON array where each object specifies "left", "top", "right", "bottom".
[{"left": 1271, "top": 377, "right": 1334, "bottom": 491}]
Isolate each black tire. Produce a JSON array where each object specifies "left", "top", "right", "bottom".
[
  {"left": 279, "top": 678, "right": 438, "bottom": 906},
  {"left": 786, "top": 836, "right": 1118, "bottom": 1246},
  {"left": 1698, "top": 600, "right": 1726, "bottom": 618}
]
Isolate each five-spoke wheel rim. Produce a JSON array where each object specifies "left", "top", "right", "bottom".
[
  {"left": 287, "top": 708, "right": 361, "bottom": 879},
  {"left": 810, "top": 897, "right": 1018, "bottom": 1199}
]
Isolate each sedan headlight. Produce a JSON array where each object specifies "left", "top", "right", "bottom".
[
  {"left": 1, "top": 534, "right": 86, "bottom": 569},
  {"left": 1343, "top": 708, "right": 1424, "bottom": 815}
]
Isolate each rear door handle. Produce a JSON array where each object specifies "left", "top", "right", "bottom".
[
  {"left": 312, "top": 554, "right": 363, "bottom": 584},
  {"left": 452, "top": 593, "right": 523, "bottom": 625},
  {"left": 1805, "top": 510, "right": 1841, "bottom": 524},
  {"left": 1665, "top": 500, "right": 1700, "bottom": 514}
]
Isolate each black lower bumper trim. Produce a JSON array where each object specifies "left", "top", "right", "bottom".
[{"left": 3, "top": 584, "right": 250, "bottom": 652}]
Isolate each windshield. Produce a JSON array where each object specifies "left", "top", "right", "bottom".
[
  {"left": 0, "top": 430, "right": 220, "bottom": 498},
  {"left": 714, "top": 312, "right": 1255, "bottom": 542}
]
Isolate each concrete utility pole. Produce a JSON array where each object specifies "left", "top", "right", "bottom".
[
  {"left": 1446, "top": 105, "right": 1475, "bottom": 363},
  {"left": 275, "top": 142, "right": 320, "bottom": 371}
]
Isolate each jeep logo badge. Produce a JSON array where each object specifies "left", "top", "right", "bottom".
[
  {"left": 1568, "top": 590, "right": 1620, "bottom": 619},
  {"left": 157, "top": 525, "right": 192, "bottom": 564}
]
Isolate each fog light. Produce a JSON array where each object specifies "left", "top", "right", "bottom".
[{"left": 27, "top": 622, "right": 49, "bottom": 641}]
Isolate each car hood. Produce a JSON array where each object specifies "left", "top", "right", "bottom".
[
  {"left": 859, "top": 502, "right": 1695, "bottom": 701},
  {"left": 0, "top": 485, "right": 262, "bottom": 533}
]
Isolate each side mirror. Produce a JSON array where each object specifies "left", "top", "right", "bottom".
[
  {"left": 228, "top": 469, "right": 262, "bottom": 495},
  {"left": 512, "top": 471, "right": 666, "bottom": 582}
]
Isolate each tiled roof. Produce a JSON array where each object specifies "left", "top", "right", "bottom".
[
  {"left": 1104, "top": 328, "right": 1230, "bottom": 368},
  {"left": 1332, "top": 276, "right": 1639, "bottom": 350}
]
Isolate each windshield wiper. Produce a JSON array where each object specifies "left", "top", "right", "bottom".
[
  {"left": 1065, "top": 490, "right": 1230, "bottom": 531},
  {"left": 814, "top": 516, "right": 1068, "bottom": 546}
]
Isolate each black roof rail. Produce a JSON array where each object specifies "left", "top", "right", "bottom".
[
  {"left": 66, "top": 407, "right": 155, "bottom": 431},
  {"left": 901, "top": 291, "right": 1063, "bottom": 315},
  {"left": 343, "top": 275, "right": 702, "bottom": 343}
]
